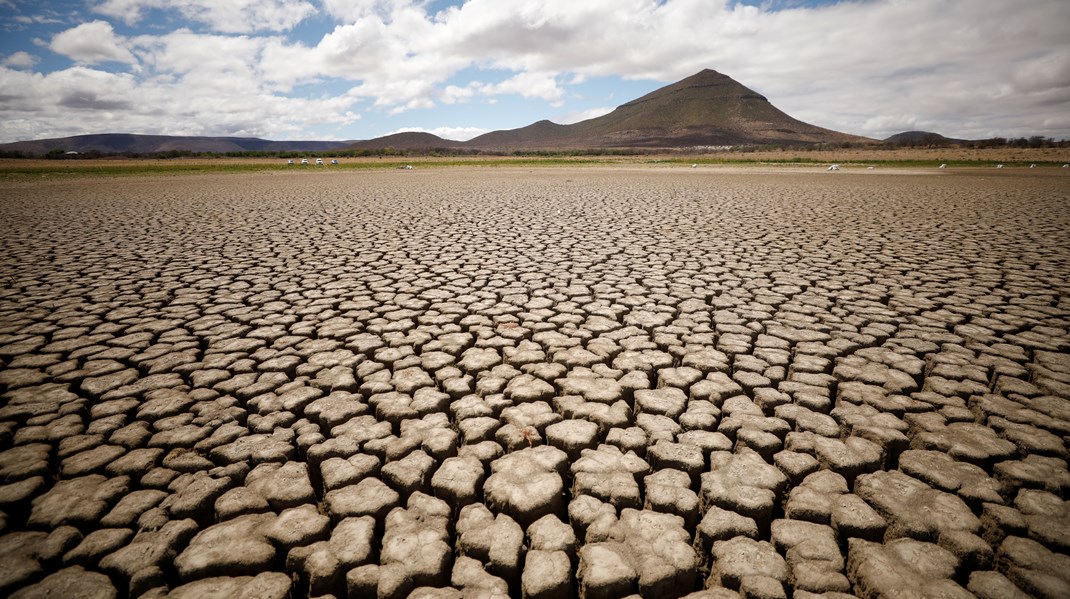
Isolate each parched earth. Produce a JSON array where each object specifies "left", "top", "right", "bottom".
[{"left": 0, "top": 166, "right": 1068, "bottom": 599}]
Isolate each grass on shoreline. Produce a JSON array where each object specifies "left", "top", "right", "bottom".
[{"left": 1, "top": 155, "right": 1067, "bottom": 181}]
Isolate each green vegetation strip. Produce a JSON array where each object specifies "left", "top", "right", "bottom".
[{"left": 0, "top": 157, "right": 1063, "bottom": 180}]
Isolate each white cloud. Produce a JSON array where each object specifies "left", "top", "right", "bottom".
[
  {"left": 93, "top": 0, "right": 316, "bottom": 33},
  {"left": 0, "top": 62, "right": 360, "bottom": 142},
  {"left": 2, "top": 52, "right": 39, "bottom": 69},
  {"left": 478, "top": 71, "right": 564, "bottom": 104},
  {"left": 49, "top": 21, "right": 138, "bottom": 66}
]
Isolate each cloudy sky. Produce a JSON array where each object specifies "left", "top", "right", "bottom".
[{"left": 1, "top": 0, "right": 1068, "bottom": 143}]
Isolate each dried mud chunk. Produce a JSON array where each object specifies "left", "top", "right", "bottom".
[
  {"left": 772, "top": 450, "right": 819, "bottom": 486},
  {"left": 324, "top": 477, "right": 400, "bottom": 523},
  {"left": 911, "top": 421, "right": 1018, "bottom": 468},
  {"left": 527, "top": 513, "right": 577, "bottom": 557},
  {"left": 967, "top": 570, "right": 1031, "bottom": 599},
  {"left": 381, "top": 449, "right": 436, "bottom": 499},
  {"left": 994, "top": 454, "right": 1070, "bottom": 496},
  {"left": 572, "top": 444, "right": 651, "bottom": 511},
  {"left": 320, "top": 453, "right": 381, "bottom": 492},
  {"left": 28, "top": 474, "right": 129, "bottom": 528},
  {"left": 899, "top": 449, "right": 1005, "bottom": 507},
  {"left": 164, "top": 473, "right": 232, "bottom": 521},
  {"left": 0, "top": 531, "right": 48, "bottom": 593},
  {"left": 100, "top": 519, "right": 199, "bottom": 596},
  {"left": 644, "top": 468, "right": 700, "bottom": 528},
  {"left": 209, "top": 430, "right": 295, "bottom": 464},
  {"left": 431, "top": 455, "right": 485, "bottom": 507},
  {"left": 854, "top": 469, "right": 980, "bottom": 542},
  {"left": 700, "top": 450, "right": 787, "bottom": 529},
  {"left": 286, "top": 540, "right": 343, "bottom": 596},
  {"left": 451, "top": 555, "right": 510, "bottom": 595},
  {"left": 456, "top": 503, "right": 524, "bottom": 583},
  {"left": 262, "top": 503, "right": 330, "bottom": 548},
  {"left": 784, "top": 432, "right": 882, "bottom": 483},
  {"left": 1014, "top": 488, "right": 1070, "bottom": 552},
  {"left": 578, "top": 543, "right": 638, "bottom": 599},
  {"left": 556, "top": 371, "right": 624, "bottom": 404},
  {"left": 770, "top": 519, "right": 849, "bottom": 593},
  {"left": 709, "top": 537, "right": 788, "bottom": 592},
  {"left": 503, "top": 373, "right": 555, "bottom": 403},
  {"left": 831, "top": 494, "right": 887, "bottom": 542},
  {"left": 245, "top": 461, "right": 315, "bottom": 510},
  {"left": 9, "top": 565, "right": 118, "bottom": 599},
  {"left": 695, "top": 506, "right": 759, "bottom": 553},
  {"left": 523, "top": 549, "right": 573, "bottom": 599},
  {"left": 378, "top": 492, "right": 453, "bottom": 599},
  {"left": 996, "top": 535, "right": 1070, "bottom": 599},
  {"left": 484, "top": 445, "right": 568, "bottom": 526},
  {"left": 635, "top": 387, "right": 688, "bottom": 419},
  {"left": 163, "top": 572, "right": 292, "bottom": 599},
  {"left": 847, "top": 537, "right": 970, "bottom": 599},
  {"left": 329, "top": 516, "right": 375, "bottom": 570},
  {"left": 648, "top": 441, "right": 705, "bottom": 486},
  {"left": 618, "top": 508, "right": 699, "bottom": 598},
  {"left": 545, "top": 418, "right": 600, "bottom": 460},
  {"left": 0, "top": 443, "right": 51, "bottom": 481},
  {"left": 63, "top": 527, "right": 134, "bottom": 566},
  {"left": 783, "top": 470, "right": 848, "bottom": 524},
  {"left": 174, "top": 512, "right": 277, "bottom": 581},
  {"left": 554, "top": 396, "right": 633, "bottom": 433}
]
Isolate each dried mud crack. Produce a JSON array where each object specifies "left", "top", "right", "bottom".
[{"left": 0, "top": 166, "right": 1068, "bottom": 599}]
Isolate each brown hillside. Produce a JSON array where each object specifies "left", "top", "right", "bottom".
[
  {"left": 348, "top": 132, "right": 465, "bottom": 150},
  {"left": 468, "top": 69, "right": 870, "bottom": 150}
]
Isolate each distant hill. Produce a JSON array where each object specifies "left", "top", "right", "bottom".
[
  {"left": 465, "top": 69, "right": 869, "bottom": 150},
  {"left": 348, "top": 132, "right": 465, "bottom": 150},
  {"left": 0, "top": 133, "right": 354, "bottom": 155},
  {"left": 883, "top": 131, "right": 963, "bottom": 146}
]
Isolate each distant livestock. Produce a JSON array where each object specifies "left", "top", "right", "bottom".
[
  {"left": 827, "top": 164, "right": 840, "bottom": 171},
  {"left": 1063, "top": 164, "right": 1069, "bottom": 168},
  {"left": 996, "top": 164, "right": 1003, "bottom": 169},
  {"left": 939, "top": 164, "right": 946, "bottom": 169},
  {"left": 1030, "top": 164, "right": 1036, "bottom": 168}
]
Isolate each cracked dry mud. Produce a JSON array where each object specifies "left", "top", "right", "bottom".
[{"left": 0, "top": 166, "right": 1068, "bottom": 599}]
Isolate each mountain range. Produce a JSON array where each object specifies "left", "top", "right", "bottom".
[{"left": 1, "top": 70, "right": 881, "bottom": 155}]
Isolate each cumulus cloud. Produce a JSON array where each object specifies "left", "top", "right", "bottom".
[
  {"left": 94, "top": 0, "right": 315, "bottom": 33},
  {"left": 2, "top": 52, "right": 39, "bottom": 69},
  {"left": 49, "top": 21, "right": 138, "bottom": 66},
  {"left": 479, "top": 71, "right": 564, "bottom": 104}
]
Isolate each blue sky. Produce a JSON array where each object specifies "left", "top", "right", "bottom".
[{"left": 1, "top": 0, "right": 1068, "bottom": 143}]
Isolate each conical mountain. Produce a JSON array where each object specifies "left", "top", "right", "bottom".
[{"left": 466, "top": 69, "right": 868, "bottom": 149}]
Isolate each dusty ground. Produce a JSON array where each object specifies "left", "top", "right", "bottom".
[{"left": 0, "top": 166, "right": 1068, "bottom": 599}]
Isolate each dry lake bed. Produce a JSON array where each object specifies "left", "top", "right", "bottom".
[{"left": 0, "top": 165, "right": 1068, "bottom": 599}]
